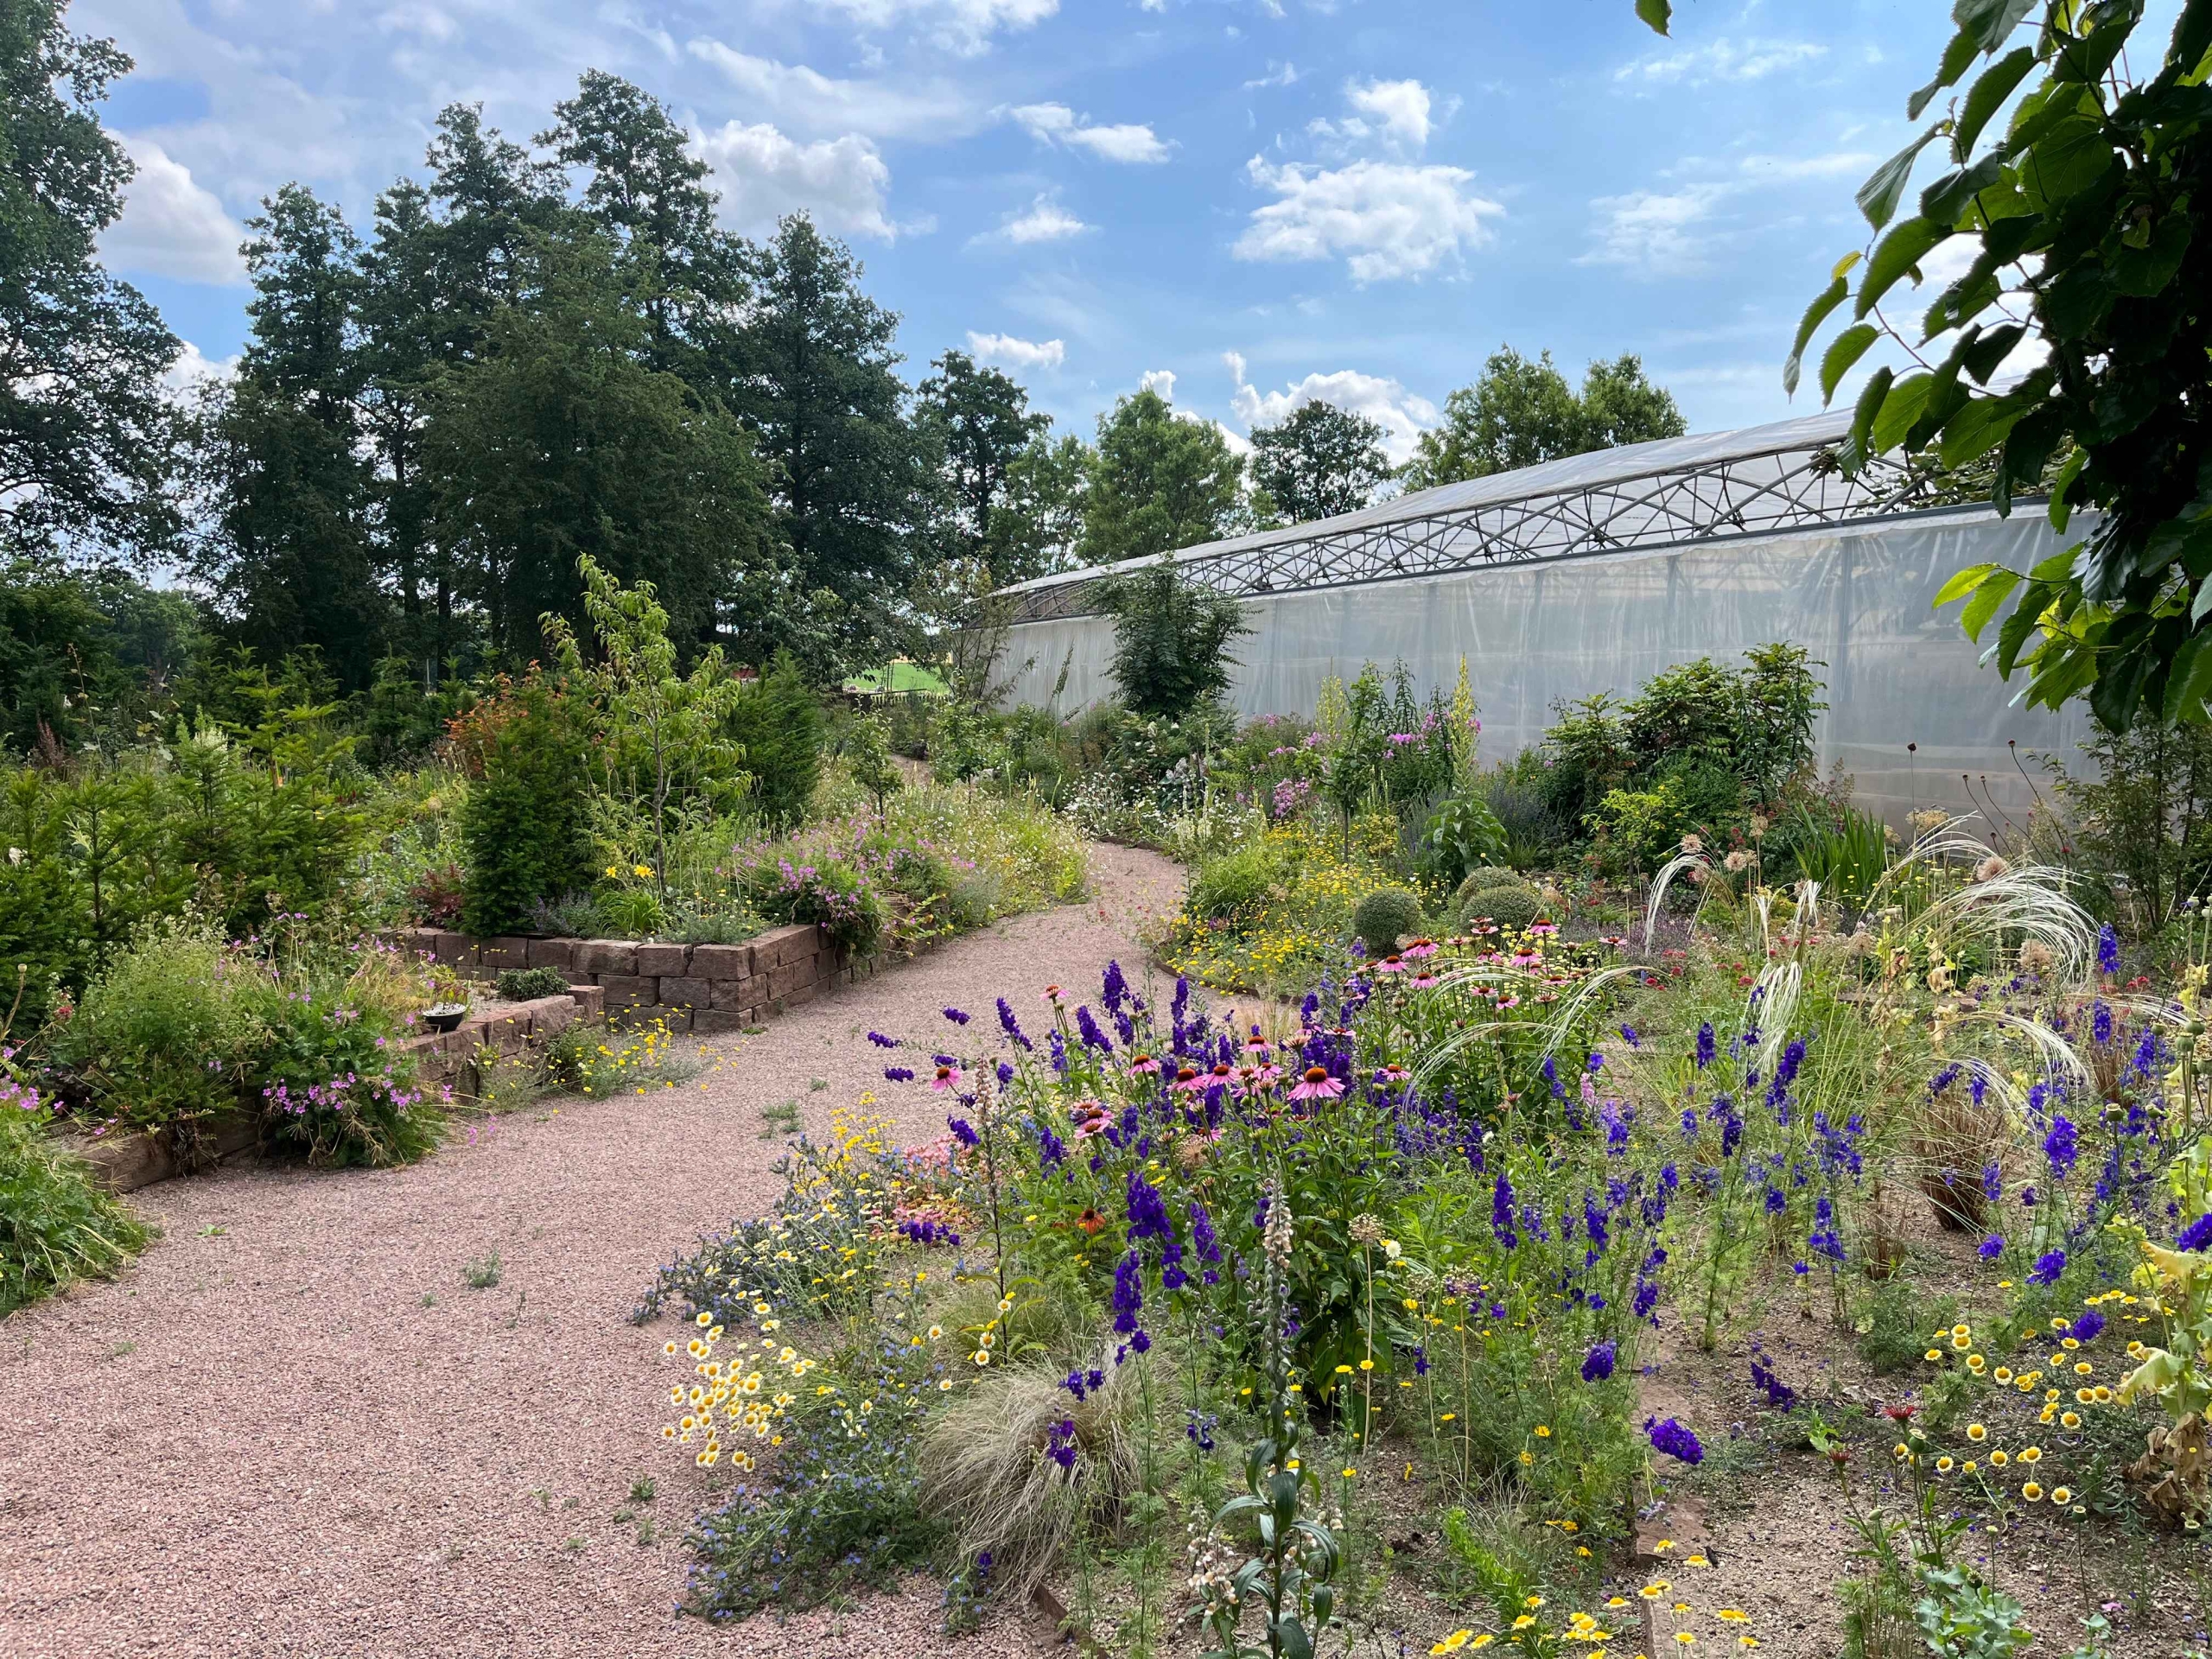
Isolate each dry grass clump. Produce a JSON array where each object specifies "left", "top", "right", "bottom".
[{"left": 917, "top": 1343, "right": 1147, "bottom": 1600}]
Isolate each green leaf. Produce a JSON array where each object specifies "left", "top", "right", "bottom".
[
  {"left": 2041, "top": 264, "right": 2114, "bottom": 340},
  {"left": 2029, "top": 547, "right": 2080, "bottom": 583},
  {"left": 1909, "top": 28, "right": 1984, "bottom": 120},
  {"left": 2163, "top": 628, "right": 2212, "bottom": 722},
  {"left": 2048, "top": 447, "right": 2087, "bottom": 532},
  {"left": 1920, "top": 152, "right": 2009, "bottom": 227},
  {"left": 1635, "top": 0, "right": 1672, "bottom": 33},
  {"left": 1959, "top": 567, "right": 2023, "bottom": 638},
  {"left": 1955, "top": 0, "right": 2039, "bottom": 54},
  {"left": 1955, "top": 47, "right": 2040, "bottom": 159},
  {"left": 1872, "top": 372, "right": 1934, "bottom": 454},
  {"left": 1935, "top": 562, "right": 2005, "bottom": 608},
  {"left": 1994, "top": 579, "right": 2054, "bottom": 676},
  {"left": 1783, "top": 276, "right": 1850, "bottom": 396},
  {"left": 1857, "top": 129, "right": 1945, "bottom": 230},
  {"left": 1937, "top": 394, "right": 2029, "bottom": 469},
  {"left": 1819, "top": 323, "right": 1880, "bottom": 404},
  {"left": 2181, "top": 0, "right": 2212, "bottom": 76},
  {"left": 2113, "top": 212, "right": 2193, "bottom": 297},
  {"left": 1961, "top": 322, "right": 2026, "bottom": 384},
  {"left": 1856, "top": 218, "right": 1952, "bottom": 318},
  {"left": 2018, "top": 114, "right": 2115, "bottom": 209},
  {"left": 1847, "top": 365, "right": 1895, "bottom": 469}
]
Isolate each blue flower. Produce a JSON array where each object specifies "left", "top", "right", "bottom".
[
  {"left": 943, "top": 1007, "right": 971, "bottom": 1026},
  {"left": 1580, "top": 1339, "right": 1617, "bottom": 1382},
  {"left": 1978, "top": 1234, "right": 2005, "bottom": 1261},
  {"left": 1646, "top": 1415, "right": 1704, "bottom": 1464},
  {"left": 867, "top": 1030, "right": 900, "bottom": 1048},
  {"left": 1076, "top": 1005, "right": 1114, "bottom": 1053},
  {"left": 883, "top": 1066, "right": 914, "bottom": 1082},
  {"left": 1103, "top": 959, "right": 1129, "bottom": 1013},
  {"left": 1749, "top": 1350, "right": 1796, "bottom": 1411},
  {"left": 1111, "top": 1250, "right": 1144, "bottom": 1334},
  {"left": 2044, "top": 1115, "right": 2080, "bottom": 1180},
  {"left": 2029, "top": 1249, "right": 2067, "bottom": 1287},
  {"left": 2178, "top": 1213, "right": 2212, "bottom": 1252},
  {"left": 997, "top": 997, "right": 1032, "bottom": 1051},
  {"left": 1695, "top": 1022, "right": 1716, "bottom": 1071},
  {"left": 1491, "top": 1173, "right": 1518, "bottom": 1249},
  {"left": 948, "top": 1117, "right": 979, "bottom": 1147},
  {"left": 1189, "top": 1200, "right": 1222, "bottom": 1264},
  {"left": 2097, "top": 923, "right": 2120, "bottom": 976},
  {"left": 1620, "top": 1024, "right": 1640, "bottom": 1048},
  {"left": 2069, "top": 1308, "right": 2107, "bottom": 1344}
]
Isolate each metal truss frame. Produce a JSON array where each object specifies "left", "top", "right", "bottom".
[{"left": 1007, "top": 437, "right": 1952, "bottom": 625}]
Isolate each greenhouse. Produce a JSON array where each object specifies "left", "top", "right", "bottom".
[{"left": 995, "top": 405, "right": 2097, "bottom": 823}]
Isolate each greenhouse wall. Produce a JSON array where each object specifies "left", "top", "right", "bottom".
[{"left": 994, "top": 505, "right": 2099, "bottom": 828}]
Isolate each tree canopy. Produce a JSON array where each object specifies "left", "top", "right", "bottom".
[
  {"left": 1079, "top": 389, "right": 1247, "bottom": 566},
  {"left": 1401, "top": 348, "right": 1686, "bottom": 492},
  {"left": 0, "top": 0, "right": 181, "bottom": 567},
  {"left": 1249, "top": 400, "right": 1394, "bottom": 524}
]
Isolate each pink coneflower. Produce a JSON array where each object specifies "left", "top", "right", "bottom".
[
  {"left": 931, "top": 1064, "right": 963, "bottom": 1091},
  {"left": 1376, "top": 1063, "right": 1411, "bottom": 1088},
  {"left": 1497, "top": 994, "right": 1521, "bottom": 1010},
  {"left": 1041, "top": 985, "right": 1065, "bottom": 1004},
  {"left": 1171, "top": 1065, "right": 1205, "bottom": 1094},
  {"left": 1128, "top": 1053, "right": 1160, "bottom": 1075},
  {"left": 1073, "top": 1111, "right": 1109, "bottom": 1140},
  {"left": 1409, "top": 970, "right": 1440, "bottom": 988},
  {"left": 1207, "top": 1062, "right": 1234, "bottom": 1086},
  {"left": 1243, "top": 1031, "right": 1270, "bottom": 1053},
  {"left": 1404, "top": 938, "right": 1439, "bottom": 959},
  {"left": 1529, "top": 919, "right": 1559, "bottom": 937},
  {"left": 1375, "top": 954, "right": 1407, "bottom": 974},
  {"left": 1289, "top": 1065, "right": 1345, "bottom": 1102}
]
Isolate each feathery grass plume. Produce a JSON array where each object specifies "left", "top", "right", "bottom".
[
  {"left": 1643, "top": 849, "right": 1715, "bottom": 953},
  {"left": 918, "top": 1344, "right": 1147, "bottom": 1602}
]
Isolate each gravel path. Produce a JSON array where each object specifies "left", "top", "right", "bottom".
[{"left": 1, "top": 844, "right": 1188, "bottom": 1659}]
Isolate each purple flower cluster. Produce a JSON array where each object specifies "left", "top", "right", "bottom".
[
  {"left": 1580, "top": 1339, "right": 1617, "bottom": 1382},
  {"left": 1645, "top": 1414, "right": 1704, "bottom": 1464}
]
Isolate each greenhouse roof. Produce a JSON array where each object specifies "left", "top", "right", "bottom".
[{"left": 1001, "top": 404, "right": 1966, "bottom": 624}]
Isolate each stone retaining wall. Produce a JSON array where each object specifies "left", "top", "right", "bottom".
[{"left": 391, "top": 922, "right": 877, "bottom": 1034}]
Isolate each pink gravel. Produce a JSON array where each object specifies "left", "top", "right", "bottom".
[{"left": 1, "top": 844, "right": 1188, "bottom": 1659}]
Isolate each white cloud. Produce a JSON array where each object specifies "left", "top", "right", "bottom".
[
  {"left": 99, "top": 136, "right": 245, "bottom": 286},
  {"left": 375, "top": 4, "right": 460, "bottom": 43},
  {"left": 1235, "top": 157, "right": 1502, "bottom": 283},
  {"left": 998, "top": 194, "right": 1091, "bottom": 243},
  {"left": 1009, "top": 103, "right": 1173, "bottom": 163},
  {"left": 967, "top": 331, "right": 1065, "bottom": 370},
  {"left": 686, "top": 40, "right": 977, "bottom": 139},
  {"left": 162, "top": 339, "right": 239, "bottom": 397},
  {"left": 1224, "top": 353, "right": 1437, "bottom": 464},
  {"left": 693, "top": 123, "right": 906, "bottom": 240},
  {"left": 1244, "top": 60, "right": 1301, "bottom": 89},
  {"left": 1344, "top": 78, "right": 1433, "bottom": 151},
  {"left": 1576, "top": 149, "right": 1877, "bottom": 278},
  {"left": 1576, "top": 183, "right": 1732, "bottom": 277},
  {"left": 1139, "top": 367, "right": 1178, "bottom": 400},
  {"left": 814, "top": 0, "right": 1059, "bottom": 55},
  {"left": 1617, "top": 37, "right": 1827, "bottom": 86}
]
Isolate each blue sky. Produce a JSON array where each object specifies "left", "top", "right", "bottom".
[{"left": 86, "top": 0, "right": 1974, "bottom": 457}]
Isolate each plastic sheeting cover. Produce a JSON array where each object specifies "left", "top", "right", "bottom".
[{"left": 994, "top": 505, "right": 2096, "bottom": 829}]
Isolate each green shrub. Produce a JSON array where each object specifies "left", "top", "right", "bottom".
[
  {"left": 495, "top": 967, "right": 571, "bottom": 1001},
  {"left": 1452, "top": 867, "right": 1524, "bottom": 916},
  {"left": 0, "top": 1100, "right": 151, "bottom": 1315},
  {"left": 1188, "top": 840, "right": 1291, "bottom": 922},
  {"left": 726, "top": 651, "right": 824, "bottom": 831},
  {"left": 1465, "top": 883, "right": 1544, "bottom": 931},
  {"left": 245, "top": 959, "right": 444, "bottom": 1168},
  {"left": 461, "top": 676, "right": 593, "bottom": 937},
  {"left": 1096, "top": 556, "right": 1250, "bottom": 721},
  {"left": 1351, "top": 885, "right": 1424, "bottom": 956},
  {"left": 57, "top": 917, "right": 264, "bottom": 1139},
  {"left": 1420, "top": 791, "right": 1509, "bottom": 887}
]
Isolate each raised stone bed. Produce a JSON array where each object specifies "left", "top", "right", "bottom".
[
  {"left": 392, "top": 988, "right": 603, "bottom": 1092},
  {"left": 62, "top": 989, "right": 606, "bottom": 1195},
  {"left": 391, "top": 922, "right": 880, "bottom": 1034}
]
